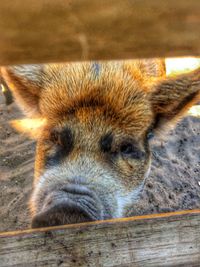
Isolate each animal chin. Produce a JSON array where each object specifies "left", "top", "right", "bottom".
[{"left": 31, "top": 184, "right": 103, "bottom": 228}]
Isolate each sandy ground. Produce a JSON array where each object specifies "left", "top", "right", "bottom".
[{"left": 0, "top": 93, "right": 200, "bottom": 232}]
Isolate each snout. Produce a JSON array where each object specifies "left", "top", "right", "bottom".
[{"left": 31, "top": 185, "right": 104, "bottom": 228}]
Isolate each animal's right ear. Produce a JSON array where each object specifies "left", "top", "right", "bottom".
[
  {"left": 1, "top": 65, "right": 43, "bottom": 116},
  {"left": 150, "top": 67, "right": 200, "bottom": 133}
]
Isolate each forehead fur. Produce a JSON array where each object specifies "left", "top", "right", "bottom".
[{"left": 39, "top": 61, "right": 153, "bottom": 134}]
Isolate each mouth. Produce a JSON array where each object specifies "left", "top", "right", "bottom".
[{"left": 31, "top": 184, "right": 104, "bottom": 228}]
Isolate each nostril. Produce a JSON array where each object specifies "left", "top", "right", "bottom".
[{"left": 31, "top": 199, "right": 97, "bottom": 228}]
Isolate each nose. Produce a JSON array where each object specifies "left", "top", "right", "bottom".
[{"left": 31, "top": 184, "right": 103, "bottom": 228}]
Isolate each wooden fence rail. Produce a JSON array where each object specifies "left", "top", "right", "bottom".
[
  {"left": 0, "top": 210, "right": 200, "bottom": 267},
  {"left": 0, "top": 0, "right": 200, "bottom": 65}
]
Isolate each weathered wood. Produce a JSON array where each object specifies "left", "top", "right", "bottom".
[
  {"left": 0, "top": 210, "right": 200, "bottom": 267},
  {"left": 0, "top": 0, "right": 200, "bottom": 65}
]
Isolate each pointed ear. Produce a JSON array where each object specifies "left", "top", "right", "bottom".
[
  {"left": 1, "top": 65, "right": 43, "bottom": 116},
  {"left": 151, "top": 67, "right": 200, "bottom": 132}
]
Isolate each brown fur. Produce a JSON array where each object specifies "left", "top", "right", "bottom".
[{"left": 1, "top": 59, "right": 200, "bottom": 228}]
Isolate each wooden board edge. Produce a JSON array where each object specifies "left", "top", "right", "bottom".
[{"left": 1, "top": 209, "right": 200, "bottom": 238}]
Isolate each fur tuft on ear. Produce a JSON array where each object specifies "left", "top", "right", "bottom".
[
  {"left": 151, "top": 67, "right": 200, "bottom": 132},
  {"left": 1, "top": 65, "right": 43, "bottom": 116}
]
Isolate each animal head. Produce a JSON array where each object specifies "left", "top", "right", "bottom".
[{"left": 1, "top": 60, "right": 199, "bottom": 228}]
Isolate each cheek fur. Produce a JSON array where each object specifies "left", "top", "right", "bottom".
[{"left": 114, "top": 183, "right": 144, "bottom": 218}]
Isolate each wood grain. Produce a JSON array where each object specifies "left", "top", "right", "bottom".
[
  {"left": 0, "top": 210, "right": 200, "bottom": 267},
  {"left": 0, "top": 0, "right": 200, "bottom": 65}
]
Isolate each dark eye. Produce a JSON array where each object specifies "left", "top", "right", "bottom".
[
  {"left": 50, "top": 127, "right": 73, "bottom": 150},
  {"left": 100, "top": 132, "right": 113, "bottom": 153},
  {"left": 120, "top": 143, "right": 134, "bottom": 154},
  {"left": 120, "top": 142, "right": 145, "bottom": 159},
  {"left": 45, "top": 127, "right": 74, "bottom": 167}
]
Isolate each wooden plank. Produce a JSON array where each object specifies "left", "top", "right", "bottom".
[
  {"left": 0, "top": 0, "right": 200, "bottom": 65},
  {"left": 0, "top": 210, "right": 200, "bottom": 267}
]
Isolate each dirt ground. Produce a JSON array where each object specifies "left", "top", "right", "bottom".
[{"left": 0, "top": 93, "right": 200, "bottom": 232}]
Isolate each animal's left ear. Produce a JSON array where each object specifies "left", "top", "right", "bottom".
[
  {"left": 1, "top": 65, "right": 43, "bottom": 116},
  {"left": 150, "top": 67, "right": 200, "bottom": 132}
]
